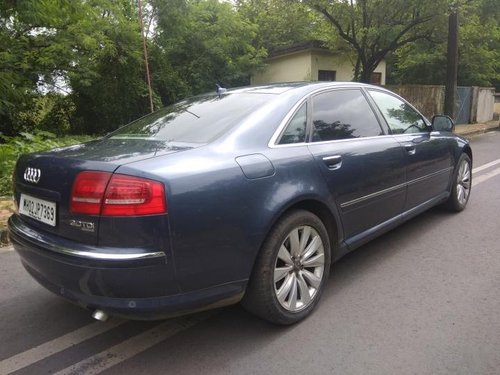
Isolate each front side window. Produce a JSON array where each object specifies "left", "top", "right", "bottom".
[
  {"left": 311, "top": 89, "right": 383, "bottom": 142},
  {"left": 278, "top": 103, "right": 307, "bottom": 144},
  {"left": 369, "top": 90, "right": 427, "bottom": 134}
]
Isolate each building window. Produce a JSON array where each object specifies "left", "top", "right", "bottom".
[
  {"left": 318, "top": 70, "right": 336, "bottom": 81},
  {"left": 370, "top": 72, "right": 382, "bottom": 85}
]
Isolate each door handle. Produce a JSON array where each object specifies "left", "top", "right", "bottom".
[
  {"left": 322, "top": 155, "right": 342, "bottom": 170},
  {"left": 404, "top": 144, "right": 416, "bottom": 155}
]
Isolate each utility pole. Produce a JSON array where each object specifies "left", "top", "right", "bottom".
[
  {"left": 138, "top": 0, "right": 154, "bottom": 113},
  {"left": 444, "top": 5, "right": 458, "bottom": 119}
]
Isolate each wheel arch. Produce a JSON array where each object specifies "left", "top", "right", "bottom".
[
  {"left": 462, "top": 144, "right": 473, "bottom": 164},
  {"left": 260, "top": 197, "right": 343, "bottom": 266}
]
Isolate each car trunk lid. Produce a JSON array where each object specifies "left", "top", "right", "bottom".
[{"left": 13, "top": 138, "right": 186, "bottom": 246}]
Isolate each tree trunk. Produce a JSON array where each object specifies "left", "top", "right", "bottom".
[
  {"left": 444, "top": 9, "right": 459, "bottom": 119},
  {"left": 359, "top": 67, "right": 372, "bottom": 83},
  {"left": 353, "top": 56, "right": 361, "bottom": 81}
]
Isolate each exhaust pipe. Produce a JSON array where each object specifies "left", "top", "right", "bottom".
[{"left": 92, "top": 310, "right": 109, "bottom": 322}]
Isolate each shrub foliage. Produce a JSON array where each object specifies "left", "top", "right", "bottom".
[{"left": 0, "top": 131, "right": 93, "bottom": 196}]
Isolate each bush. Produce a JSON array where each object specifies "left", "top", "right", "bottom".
[{"left": 0, "top": 131, "right": 94, "bottom": 197}]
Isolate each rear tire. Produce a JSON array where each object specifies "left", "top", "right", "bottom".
[
  {"left": 242, "top": 210, "right": 331, "bottom": 325},
  {"left": 444, "top": 153, "right": 472, "bottom": 212}
]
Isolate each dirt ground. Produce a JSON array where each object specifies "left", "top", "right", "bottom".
[{"left": 0, "top": 199, "right": 14, "bottom": 244}]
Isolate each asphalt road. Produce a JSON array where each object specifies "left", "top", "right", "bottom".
[{"left": 1, "top": 130, "right": 500, "bottom": 375}]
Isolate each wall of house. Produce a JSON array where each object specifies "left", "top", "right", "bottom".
[
  {"left": 251, "top": 50, "right": 386, "bottom": 85},
  {"left": 311, "top": 51, "right": 352, "bottom": 81},
  {"left": 311, "top": 52, "right": 386, "bottom": 84},
  {"left": 251, "top": 51, "right": 312, "bottom": 85},
  {"left": 373, "top": 60, "right": 386, "bottom": 85}
]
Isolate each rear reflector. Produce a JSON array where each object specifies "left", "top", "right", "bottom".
[{"left": 70, "top": 171, "right": 167, "bottom": 216}]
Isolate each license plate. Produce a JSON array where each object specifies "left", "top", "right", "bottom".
[{"left": 19, "top": 194, "right": 57, "bottom": 227}]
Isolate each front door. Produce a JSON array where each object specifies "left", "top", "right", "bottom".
[{"left": 367, "top": 89, "right": 453, "bottom": 210}]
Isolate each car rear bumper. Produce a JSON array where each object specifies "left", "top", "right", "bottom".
[{"left": 8, "top": 215, "right": 245, "bottom": 319}]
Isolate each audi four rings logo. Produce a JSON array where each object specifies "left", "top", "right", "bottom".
[{"left": 24, "top": 167, "right": 41, "bottom": 183}]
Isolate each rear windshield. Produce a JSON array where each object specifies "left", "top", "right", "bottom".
[{"left": 108, "top": 93, "right": 271, "bottom": 145}]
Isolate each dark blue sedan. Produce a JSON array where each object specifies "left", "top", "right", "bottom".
[{"left": 8, "top": 82, "right": 472, "bottom": 324}]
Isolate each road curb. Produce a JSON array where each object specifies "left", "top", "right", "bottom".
[{"left": 454, "top": 122, "right": 500, "bottom": 137}]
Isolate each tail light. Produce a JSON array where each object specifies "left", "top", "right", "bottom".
[
  {"left": 70, "top": 171, "right": 167, "bottom": 216},
  {"left": 70, "top": 172, "right": 110, "bottom": 215}
]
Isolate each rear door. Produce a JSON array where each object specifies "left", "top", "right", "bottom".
[
  {"left": 305, "top": 89, "right": 407, "bottom": 241},
  {"left": 367, "top": 89, "right": 453, "bottom": 210}
]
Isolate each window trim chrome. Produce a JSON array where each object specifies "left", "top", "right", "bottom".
[
  {"left": 340, "top": 182, "right": 407, "bottom": 209},
  {"left": 268, "top": 96, "right": 309, "bottom": 148},
  {"left": 340, "top": 167, "right": 454, "bottom": 209},
  {"left": 8, "top": 215, "right": 166, "bottom": 262},
  {"left": 268, "top": 85, "right": 393, "bottom": 149}
]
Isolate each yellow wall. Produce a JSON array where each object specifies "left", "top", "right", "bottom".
[
  {"left": 374, "top": 60, "right": 386, "bottom": 85},
  {"left": 251, "top": 49, "right": 386, "bottom": 85},
  {"left": 494, "top": 96, "right": 500, "bottom": 114},
  {"left": 495, "top": 102, "right": 500, "bottom": 114},
  {"left": 311, "top": 51, "right": 354, "bottom": 81},
  {"left": 251, "top": 51, "right": 312, "bottom": 85}
]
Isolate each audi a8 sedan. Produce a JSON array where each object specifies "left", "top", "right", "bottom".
[{"left": 8, "top": 82, "right": 472, "bottom": 324}]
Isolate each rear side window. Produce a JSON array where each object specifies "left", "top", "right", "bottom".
[
  {"left": 311, "top": 90, "right": 383, "bottom": 142},
  {"left": 278, "top": 103, "right": 307, "bottom": 144},
  {"left": 369, "top": 90, "right": 427, "bottom": 134}
]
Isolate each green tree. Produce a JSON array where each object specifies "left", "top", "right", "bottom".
[
  {"left": 236, "top": 0, "right": 320, "bottom": 51},
  {"left": 149, "top": 0, "right": 266, "bottom": 98},
  {"left": 67, "top": 0, "right": 152, "bottom": 134},
  {"left": 303, "top": 0, "right": 447, "bottom": 82},
  {"left": 0, "top": 0, "right": 83, "bottom": 135},
  {"left": 0, "top": 0, "right": 150, "bottom": 135},
  {"left": 389, "top": 0, "right": 499, "bottom": 88},
  {"left": 0, "top": 0, "right": 268, "bottom": 137}
]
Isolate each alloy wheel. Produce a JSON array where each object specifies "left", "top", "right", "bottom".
[
  {"left": 456, "top": 159, "right": 471, "bottom": 206},
  {"left": 273, "top": 225, "right": 325, "bottom": 312}
]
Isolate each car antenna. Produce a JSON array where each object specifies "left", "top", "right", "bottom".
[{"left": 216, "top": 83, "right": 227, "bottom": 98}]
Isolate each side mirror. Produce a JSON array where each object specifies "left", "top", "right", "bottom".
[{"left": 432, "top": 115, "right": 454, "bottom": 132}]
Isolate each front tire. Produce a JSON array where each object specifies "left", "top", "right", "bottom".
[
  {"left": 242, "top": 210, "right": 331, "bottom": 325},
  {"left": 445, "top": 153, "right": 472, "bottom": 212}
]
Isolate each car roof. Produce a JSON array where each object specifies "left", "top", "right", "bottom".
[{"left": 227, "top": 81, "right": 374, "bottom": 96}]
